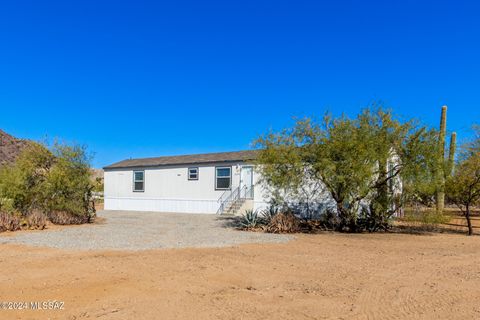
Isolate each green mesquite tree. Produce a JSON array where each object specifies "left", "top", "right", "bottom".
[
  {"left": 446, "top": 129, "right": 480, "bottom": 236},
  {"left": 255, "top": 107, "right": 436, "bottom": 232}
]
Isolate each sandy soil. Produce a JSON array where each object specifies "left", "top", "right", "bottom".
[{"left": 1, "top": 231, "right": 480, "bottom": 320}]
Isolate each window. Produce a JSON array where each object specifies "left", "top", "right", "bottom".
[
  {"left": 215, "top": 167, "right": 231, "bottom": 190},
  {"left": 188, "top": 167, "right": 199, "bottom": 180},
  {"left": 133, "top": 170, "right": 144, "bottom": 192}
]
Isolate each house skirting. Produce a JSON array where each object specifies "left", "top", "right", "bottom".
[
  {"left": 104, "top": 197, "right": 220, "bottom": 214},
  {"left": 104, "top": 197, "right": 270, "bottom": 215}
]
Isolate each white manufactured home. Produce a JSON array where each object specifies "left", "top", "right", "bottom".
[{"left": 103, "top": 150, "right": 269, "bottom": 214}]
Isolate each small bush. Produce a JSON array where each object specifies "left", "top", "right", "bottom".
[
  {"left": 26, "top": 211, "right": 47, "bottom": 230},
  {"left": 357, "top": 204, "right": 392, "bottom": 232},
  {"left": 261, "top": 204, "right": 280, "bottom": 224},
  {"left": 0, "top": 142, "right": 96, "bottom": 225},
  {"left": 46, "top": 210, "right": 91, "bottom": 225},
  {"left": 265, "top": 211, "right": 300, "bottom": 233},
  {"left": 317, "top": 209, "right": 340, "bottom": 230},
  {"left": 403, "top": 209, "right": 451, "bottom": 226},
  {"left": 0, "top": 212, "right": 21, "bottom": 232},
  {"left": 240, "top": 209, "right": 260, "bottom": 229}
]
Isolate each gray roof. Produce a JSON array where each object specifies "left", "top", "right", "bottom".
[{"left": 104, "top": 150, "right": 258, "bottom": 169}]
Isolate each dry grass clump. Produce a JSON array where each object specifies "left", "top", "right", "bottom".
[
  {"left": 398, "top": 208, "right": 452, "bottom": 232},
  {"left": 239, "top": 209, "right": 302, "bottom": 234},
  {"left": 26, "top": 210, "right": 47, "bottom": 230},
  {"left": 46, "top": 210, "right": 90, "bottom": 225},
  {"left": 0, "top": 208, "right": 93, "bottom": 233},
  {"left": 0, "top": 211, "right": 21, "bottom": 232},
  {"left": 0, "top": 210, "right": 48, "bottom": 232},
  {"left": 264, "top": 212, "right": 301, "bottom": 233}
]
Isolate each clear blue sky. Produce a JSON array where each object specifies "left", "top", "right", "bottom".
[{"left": 1, "top": 1, "right": 479, "bottom": 168}]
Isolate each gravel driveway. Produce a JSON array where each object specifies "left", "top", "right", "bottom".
[{"left": 0, "top": 210, "right": 292, "bottom": 251}]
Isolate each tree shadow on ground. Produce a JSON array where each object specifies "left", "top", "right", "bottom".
[{"left": 390, "top": 224, "right": 476, "bottom": 236}]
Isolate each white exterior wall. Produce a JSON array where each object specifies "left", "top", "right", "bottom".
[
  {"left": 104, "top": 162, "right": 269, "bottom": 214},
  {"left": 252, "top": 167, "right": 269, "bottom": 212}
]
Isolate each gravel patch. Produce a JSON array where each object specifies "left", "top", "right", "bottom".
[{"left": 0, "top": 210, "right": 292, "bottom": 251}]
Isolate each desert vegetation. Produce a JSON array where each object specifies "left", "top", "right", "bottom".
[
  {"left": 248, "top": 106, "right": 479, "bottom": 235},
  {"left": 446, "top": 127, "right": 480, "bottom": 235},
  {"left": 0, "top": 141, "right": 96, "bottom": 232}
]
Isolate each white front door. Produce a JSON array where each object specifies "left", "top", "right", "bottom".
[{"left": 240, "top": 166, "right": 254, "bottom": 199}]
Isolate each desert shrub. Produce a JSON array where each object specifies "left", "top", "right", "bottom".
[
  {"left": 42, "top": 144, "right": 96, "bottom": 223},
  {"left": 46, "top": 210, "right": 90, "bottom": 225},
  {"left": 265, "top": 211, "right": 300, "bottom": 233},
  {"left": 26, "top": 211, "right": 47, "bottom": 230},
  {"left": 445, "top": 137, "right": 480, "bottom": 235},
  {"left": 357, "top": 203, "right": 393, "bottom": 232},
  {"left": 317, "top": 208, "right": 339, "bottom": 230},
  {"left": 402, "top": 208, "right": 450, "bottom": 227},
  {"left": 240, "top": 209, "right": 260, "bottom": 229},
  {"left": 0, "top": 211, "right": 21, "bottom": 232},
  {"left": 0, "top": 143, "right": 54, "bottom": 215},
  {"left": 0, "top": 142, "right": 96, "bottom": 225},
  {"left": 261, "top": 204, "right": 280, "bottom": 224},
  {"left": 93, "top": 176, "right": 104, "bottom": 193}
]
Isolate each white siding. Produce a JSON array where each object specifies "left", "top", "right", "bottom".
[
  {"left": 252, "top": 166, "right": 269, "bottom": 212},
  {"left": 104, "top": 162, "right": 269, "bottom": 214}
]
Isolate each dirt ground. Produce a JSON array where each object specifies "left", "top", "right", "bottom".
[{"left": 2, "top": 229, "right": 480, "bottom": 320}]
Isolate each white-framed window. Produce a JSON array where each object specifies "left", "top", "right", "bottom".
[
  {"left": 133, "top": 170, "right": 145, "bottom": 192},
  {"left": 188, "top": 167, "right": 199, "bottom": 180},
  {"left": 215, "top": 166, "right": 231, "bottom": 190}
]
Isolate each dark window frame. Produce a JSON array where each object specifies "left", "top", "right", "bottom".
[
  {"left": 215, "top": 166, "right": 232, "bottom": 190},
  {"left": 188, "top": 167, "right": 199, "bottom": 180},
  {"left": 133, "top": 170, "right": 145, "bottom": 192}
]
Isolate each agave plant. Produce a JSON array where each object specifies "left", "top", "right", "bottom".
[
  {"left": 240, "top": 209, "right": 260, "bottom": 229},
  {"left": 261, "top": 204, "right": 279, "bottom": 224}
]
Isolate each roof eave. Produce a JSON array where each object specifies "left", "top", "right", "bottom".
[{"left": 103, "top": 158, "right": 255, "bottom": 170}]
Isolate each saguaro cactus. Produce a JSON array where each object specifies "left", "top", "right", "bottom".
[
  {"left": 447, "top": 132, "right": 457, "bottom": 176},
  {"left": 436, "top": 105, "right": 457, "bottom": 215}
]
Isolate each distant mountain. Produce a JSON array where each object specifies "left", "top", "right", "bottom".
[{"left": 0, "top": 130, "right": 30, "bottom": 166}]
